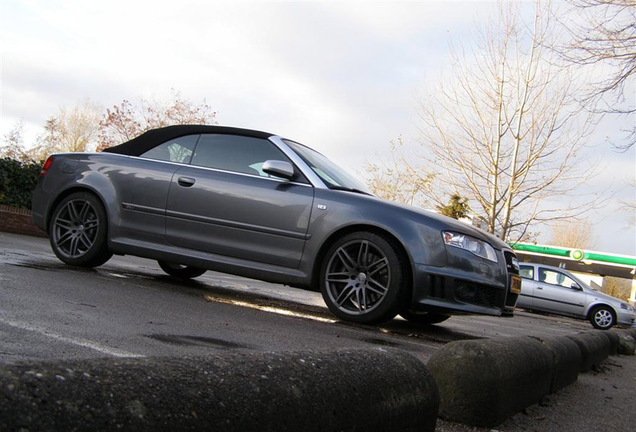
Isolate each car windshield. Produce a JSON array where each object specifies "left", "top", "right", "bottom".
[{"left": 284, "top": 139, "right": 371, "bottom": 194}]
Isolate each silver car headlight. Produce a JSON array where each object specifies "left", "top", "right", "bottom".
[
  {"left": 620, "top": 303, "right": 633, "bottom": 311},
  {"left": 442, "top": 231, "right": 498, "bottom": 263}
]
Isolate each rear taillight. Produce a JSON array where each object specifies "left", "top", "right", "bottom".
[{"left": 40, "top": 156, "right": 54, "bottom": 175}]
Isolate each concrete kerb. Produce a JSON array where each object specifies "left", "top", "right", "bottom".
[
  {"left": 0, "top": 349, "right": 439, "bottom": 432},
  {"left": 565, "top": 331, "right": 611, "bottom": 372},
  {"left": 425, "top": 329, "right": 631, "bottom": 428},
  {"left": 528, "top": 335, "right": 582, "bottom": 393},
  {"left": 1, "top": 330, "right": 630, "bottom": 431},
  {"left": 617, "top": 329, "right": 636, "bottom": 355},
  {"left": 601, "top": 330, "right": 619, "bottom": 355},
  {"left": 624, "top": 327, "right": 636, "bottom": 340},
  {"left": 426, "top": 336, "right": 555, "bottom": 427}
]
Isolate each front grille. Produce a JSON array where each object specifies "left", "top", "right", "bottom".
[
  {"left": 504, "top": 251, "right": 519, "bottom": 275},
  {"left": 504, "top": 251, "right": 521, "bottom": 309}
]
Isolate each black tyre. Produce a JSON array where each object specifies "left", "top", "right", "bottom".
[
  {"left": 399, "top": 309, "right": 451, "bottom": 325},
  {"left": 49, "top": 192, "right": 112, "bottom": 267},
  {"left": 589, "top": 306, "right": 615, "bottom": 330},
  {"left": 320, "top": 232, "right": 406, "bottom": 324},
  {"left": 158, "top": 261, "right": 207, "bottom": 279}
]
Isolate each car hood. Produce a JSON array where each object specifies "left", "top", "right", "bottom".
[
  {"left": 353, "top": 192, "right": 512, "bottom": 251},
  {"left": 585, "top": 289, "right": 625, "bottom": 306}
]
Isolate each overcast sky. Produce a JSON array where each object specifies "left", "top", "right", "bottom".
[{"left": 1, "top": 0, "right": 634, "bottom": 255}]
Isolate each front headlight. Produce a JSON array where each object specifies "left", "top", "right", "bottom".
[
  {"left": 620, "top": 303, "right": 633, "bottom": 311},
  {"left": 442, "top": 231, "right": 498, "bottom": 263}
]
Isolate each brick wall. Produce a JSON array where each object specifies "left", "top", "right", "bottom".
[{"left": 0, "top": 205, "right": 47, "bottom": 238}]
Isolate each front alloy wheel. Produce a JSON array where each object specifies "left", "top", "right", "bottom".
[
  {"left": 320, "top": 232, "right": 405, "bottom": 324},
  {"left": 589, "top": 306, "right": 615, "bottom": 330}
]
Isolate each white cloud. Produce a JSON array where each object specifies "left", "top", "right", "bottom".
[{"left": 1, "top": 0, "right": 634, "bottom": 254}]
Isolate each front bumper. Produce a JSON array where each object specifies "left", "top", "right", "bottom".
[
  {"left": 409, "top": 247, "right": 520, "bottom": 317},
  {"left": 410, "top": 264, "right": 509, "bottom": 316},
  {"left": 616, "top": 309, "right": 635, "bottom": 327}
]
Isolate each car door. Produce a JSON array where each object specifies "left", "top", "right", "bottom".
[
  {"left": 532, "top": 267, "right": 587, "bottom": 317},
  {"left": 516, "top": 264, "right": 536, "bottom": 309},
  {"left": 109, "top": 135, "right": 199, "bottom": 244},
  {"left": 165, "top": 134, "right": 315, "bottom": 268}
]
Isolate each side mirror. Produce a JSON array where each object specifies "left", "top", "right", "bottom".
[
  {"left": 570, "top": 283, "right": 582, "bottom": 291},
  {"left": 262, "top": 160, "right": 294, "bottom": 180}
]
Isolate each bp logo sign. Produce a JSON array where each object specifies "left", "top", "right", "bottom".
[{"left": 571, "top": 249, "right": 584, "bottom": 261}]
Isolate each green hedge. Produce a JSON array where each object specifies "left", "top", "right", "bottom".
[{"left": 0, "top": 158, "right": 42, "bottom": 210}]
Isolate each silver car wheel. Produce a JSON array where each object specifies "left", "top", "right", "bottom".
[
  {"left": 52, "top": 198, "right": 100, "bottom": 259},
  {"left": 591, "top": 307, "right": 615, "bottom": 330},
  {"left": 323, "top": 237, "right": 395, "bottom": 318}
]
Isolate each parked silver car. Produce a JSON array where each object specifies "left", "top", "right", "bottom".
[
  {"left": 32, "top": 125, "right": 520, "bottom": 325},
  {"left": 517, "top": 263, "right": 635, "bottom": 330}
]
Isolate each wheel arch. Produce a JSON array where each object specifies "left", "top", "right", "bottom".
[
  {"left": 47, "top": 186, "right": 113, "bottom": 267},
  {"left": 586, "top": 302, "right": 618, "bottom": 320},
  {"left": 311, "top": 224, "right": 414, "bottom": 298},
  {"left": 45, "top": 184, "right": 113, "bottom": 234}
]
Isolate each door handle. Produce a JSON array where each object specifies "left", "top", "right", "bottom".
[{"left": 178, "top": 177, "right": 196, "bottom": 187}]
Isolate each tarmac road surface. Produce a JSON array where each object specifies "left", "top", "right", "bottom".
[{"left": 1, "top": 232, "right": 634, "bottom": 431}]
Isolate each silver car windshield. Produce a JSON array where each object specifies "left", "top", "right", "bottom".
[{"left": 284, "top": 139, "right": 371, "bottom": 194}]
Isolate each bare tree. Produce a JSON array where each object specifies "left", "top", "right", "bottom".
[
  {"left": 548, "top": 218, "right": 594, "bottom": 249},
  {"left": 37, "top": 99, "right": 102, "bottom": 158},
  {"left": 98, "top": 89, "right": 217, "bottom": 151},
  {"left": 412, "top": 1, "right": 599, "bottom": 240},
  {"left": 621, "top": 178, "right": 636, "bottom": 228},
  {"left": 561, "top": 0, "right": 636, "bottom": 149},
  {"left": 365, "top": 137, "right": 433, "bottom": 207},
  {"left": 603, "top": 277, "right": 630, "bottom": 300},
  {"left": 0, "top": 121, "right": 31, "bottom": 161}
]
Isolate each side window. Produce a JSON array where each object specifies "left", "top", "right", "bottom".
[
  {"left": 140, "top": 135, "right": 198, "bottom": 163},
  {"left": 539, "top": 269, "right": 577, "bottom": 288},
  {"left": 519, "top": 265, "right": 534, "bottom": 280},
  {"left": 190, "top": 134, "right": 293, "bottom": 177}
]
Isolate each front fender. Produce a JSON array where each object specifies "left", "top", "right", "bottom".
[{"left": 304, "top": 190, "right": 448, "bottom": 268}]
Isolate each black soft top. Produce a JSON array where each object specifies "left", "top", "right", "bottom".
[{"left": 102, "top": 125, "right": 275, "bottom": 156}]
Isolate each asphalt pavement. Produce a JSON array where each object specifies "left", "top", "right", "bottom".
[{"left": 1, "top": 231, "right": 635, "bottom": 431}]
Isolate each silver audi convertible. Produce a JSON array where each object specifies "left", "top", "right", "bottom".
[{"left": 32, "top": 125, "right": 521, "bottom": 324}]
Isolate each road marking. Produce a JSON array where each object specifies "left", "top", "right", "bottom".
[{"left": 0, "top": 318, "right": 145, "bottom": 358}]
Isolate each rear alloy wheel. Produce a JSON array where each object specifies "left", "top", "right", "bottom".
[
  {"left": 589, "top": 306, "right": 615, "bottom": 330},
  {"left": 320, "top": 232, "right": 405, "bottom": 324},
  {"left": 399, "top": 310, "right": 451, "bottom": 325},
  {"left": 49, "top": 192, "right": 112, "bottom": 267},
  {"left": 158, "top": 261, "right": 207, "bottom": 279}
]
